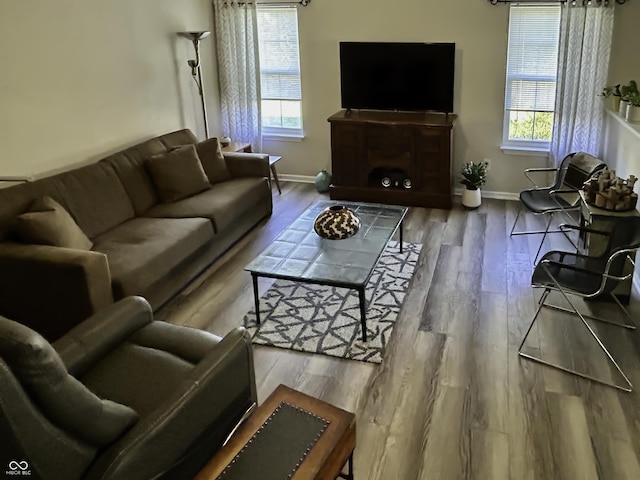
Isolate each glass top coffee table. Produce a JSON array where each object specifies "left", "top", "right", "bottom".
[{"left": 245, "top": 201, "right": 409, "bottom": 342}]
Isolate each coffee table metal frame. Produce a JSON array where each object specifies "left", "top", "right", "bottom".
[{"left": 245, "top": 201, "right": 408, "bottom": 342}]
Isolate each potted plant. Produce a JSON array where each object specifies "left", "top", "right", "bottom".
[
  {"left": 600, "top": 84, "right": 621, "bottom": 112},
  {"left": 460, "top": 161, "right": 488, "bottom": 209},
  {"left": 619, "top": 80, "right": 638, "bottom": 117},
  {"left": 627, "top": 92, "right": 640, "bottom": 124}
]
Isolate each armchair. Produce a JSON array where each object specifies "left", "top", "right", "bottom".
[
  {"left": 519, "top": 217, "right": 640, "bottom": 392},
  {"left": 510, "top": 152, "right": 606, "bottom": 262},
  {"left": 0, "top": 296, "right": 257, "bottom": 479}
]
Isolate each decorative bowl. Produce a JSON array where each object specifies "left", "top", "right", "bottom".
[{"left": 313, "top": 205, "right": 360, "bottom": 240}]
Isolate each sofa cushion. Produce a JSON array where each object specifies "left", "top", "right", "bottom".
[
  {"left": 157, "top": 129, "right": 199, "bottom": 150},
  {"left": 0, "top": 180, "right": 70, "bottom": 242},
  {"left": 91, "top": 217, "right": 214, "bottom": 299},
  {"left": 196, "top": 138, "right": 232, "bottom": 184},
  {"left": 13, "top": 196, "right": 93, "bottom": 250},
  {"left": 143, "top": 177, "right": 270, "bottom": 234},
  {"left": 147, "top": 145, "right": 211, "bottom": 203},
  {"left": 103, "top": 140, "right": 167, "bottom": 215},
  {"left": 53, "top": 162, "right": 135, "bottom": 239},
  {"left": 0, "top": 315, "right": 138, "bottom": 446}
]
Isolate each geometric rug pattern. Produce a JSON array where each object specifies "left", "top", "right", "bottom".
[{"left": 243, "top": 241, "right": 422, "bottom": 364}]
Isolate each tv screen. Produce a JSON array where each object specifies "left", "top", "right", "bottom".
[{"left": 339, "top": 42, "right": 455, "bottom": 113}]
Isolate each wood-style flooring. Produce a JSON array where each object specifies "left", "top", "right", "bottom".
[{"left": 157, "top": 182, "right": 640, "bottom": 480}]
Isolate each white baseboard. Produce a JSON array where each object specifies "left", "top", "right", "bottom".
[
  {"left": 278, "top": 174, "right": 315, "bottom": 184},
  {"left": 279, "top": 177, "right": 520, "bottom": 201},
  {"left": 453, "top": 187, "right": 519, "bottom": 201}
]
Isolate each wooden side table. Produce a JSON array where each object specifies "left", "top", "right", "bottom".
[
  {"left": 196, "top": 384, "right": 355, "bottom": 480},
  {"left": 222, "top": 142, "right": 252, "bottom": 153},
  {"left": 269, "top": 155, "right": 282, "bottom": 194}
]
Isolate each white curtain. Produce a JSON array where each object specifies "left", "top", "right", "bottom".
[
  {"left": 551, "top": 4, "right": 615, "bottom": 165},
  {"left": 213, "top": 0, "right": 262, "bottom": 152}
]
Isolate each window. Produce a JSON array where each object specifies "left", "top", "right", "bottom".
[
  {"left": 256, "top": 6, "right": 303, "bottom": 137},
  {"left": 503, "top": 4, "right": 561, "bottom": 151}
]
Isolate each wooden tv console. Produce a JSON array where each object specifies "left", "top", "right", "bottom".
[{"left": 327, "top": 110, "right": 456, "bottom": 209}]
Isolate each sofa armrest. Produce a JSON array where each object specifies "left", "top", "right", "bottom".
[
  {"left": 54, "top": 296, "right": 153, "bottom": 377},
  {"left": 84, "top": 327, "right": 257, "bottom": 480},
  {"left": 223, "top": 152, "right": 270, "bottom": 178},
  {"left": 0, "top": 243, "right": 113, "bottom": 341}
]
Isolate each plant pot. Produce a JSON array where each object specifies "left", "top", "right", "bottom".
[
  {"left": 626, "top": 105, "right": 640, "bottom": 124},
  {"left": 619, "top": 100, "right": 630, "bottom": 117},
  {"left": 461, "top": 188, "right": 481, "bottom": 209},
  {"left": 314, "top": 205, "right": 361, "bottom": 240},
  {"left": 612, "top": 96, "right": 621, "bottom": 112}
]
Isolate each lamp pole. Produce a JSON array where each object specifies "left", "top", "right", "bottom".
[{"left": 178, "top": 32, "right": 211, "bottom": 139}]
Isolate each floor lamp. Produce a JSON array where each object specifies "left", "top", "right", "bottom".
[{"left": 177, "top": 31, "right": 211, "bottom": 139}]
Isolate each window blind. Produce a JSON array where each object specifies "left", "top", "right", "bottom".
[
  {"left": 257, "top": 6, "right": 301, "bottom": 101},
  {"left": 505, "top": 5, "right": 561, "bottom": 112}
]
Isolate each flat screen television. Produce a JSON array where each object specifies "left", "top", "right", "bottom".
[{"left": 339, "top": 42, "right": 455, "bottom": 113}]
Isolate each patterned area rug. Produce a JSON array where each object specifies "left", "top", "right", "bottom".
[{"left": 243, "top": 241, "right": 421, "bottom": 363}]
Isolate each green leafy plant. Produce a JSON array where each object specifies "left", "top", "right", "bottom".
[
  {"left": 460, "top": 161, "right": 488, "bottom": 191},
  {"left": 620, "top": 80, "right": 638, "bottom": 101},
  {"left": 599, "top": 84, "right": 621, "bottom": 99},
  {"left": 629, "top": 92, "right": 640, "bottom": 107}
]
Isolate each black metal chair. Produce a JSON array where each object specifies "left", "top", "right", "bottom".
[
  {"left": 519, "top": 217, "right": 640, "bottom": 392},
  {"left": 510, "top": 152, "right": 606, "bottom": 263}
]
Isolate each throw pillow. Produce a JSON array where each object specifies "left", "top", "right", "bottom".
[
  {"left": 196, "top": 137, "right": 232, "bottom": 184},
  {"left": 147, "top": 145, "right": 211, "bottom": 203},
  {"left": 0, "top": 315, "right": 138, "bottom": 446},
  {"left": 13, "top": 196, "right": 93, "bottom": 250}
]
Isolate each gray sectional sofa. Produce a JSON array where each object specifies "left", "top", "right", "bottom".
[{"left": 0, "top": 129, "right": 272, "bottom": 340}]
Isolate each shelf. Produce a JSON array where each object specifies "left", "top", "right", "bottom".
[{"left": 606, "top": 108, "right": 640, "bottom": 140}]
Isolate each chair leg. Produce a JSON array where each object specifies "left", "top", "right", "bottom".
[
  {"left": 610, "top": 293, "right": 637, "bottom": 329},
  {"left": 520, "top": 265, "right": 634, "bottom": 392},
  {"left": 510, "top": 205, "right": 523, "bottom": 237},
  {"left": 519, "top": 289, "right": 551, "bottom": 353},
  {"left": 533, "top": 213, "right": 554, "bottom": 264},
  {"left": 542, "top": 294, "right": 636, "bottom": 330}
]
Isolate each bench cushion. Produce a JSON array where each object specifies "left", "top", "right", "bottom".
[
  {"left": 143, "top": 177, "right": 270, "bottom": 234},
  {"left": 91, "top": 217, "right": 214, "bottom": 299}
]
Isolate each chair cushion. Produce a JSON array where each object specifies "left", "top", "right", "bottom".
[
  {"left": 0, "top": 315, "right": 137, "bottom": 446},
  {"left": 519, "top": 189, "right": 576, "bottom": 214},
  {"left": 144, "top": 177, "right": 270, "bottom": 234},
  {"left": 80, "top": 342, "right": 195, "bottom": 417},
  {"left": 532, "top": 250, "right": 606, "bottom": 295},
  {"left": 147, "top": 145, "right": 211, "bottom": 203},
  {"left": 196, "top": 138, "right": 232, "bottom": 184},
  {"left": 12, "top": 196, "right": 93, "bottom": 250},
  {"left": 91, "top": 217, "right": 214, "bottom": 299}
]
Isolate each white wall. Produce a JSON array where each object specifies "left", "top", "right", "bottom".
[
  {"left": 0, "top": 0, "right": 219, "bottom": 178},
  {"left": 608, "top": 1, "right": 640, "bottom": 87},
  {"left": 261, "top": 0, "right": 546, "bottom": 195},
  {"left": 602, "top": 1, "right": 640, "bottom": 176}
]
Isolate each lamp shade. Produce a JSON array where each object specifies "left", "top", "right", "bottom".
[{"left": 177, "top": 31, "right": 211, "bottom": 42}]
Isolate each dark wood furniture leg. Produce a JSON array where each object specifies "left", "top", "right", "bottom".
[{"left": 270, "top": 165, "right": 281, "bottom": 194}]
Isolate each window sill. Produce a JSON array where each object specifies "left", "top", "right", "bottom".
[
  {"left": 501, "top": 145, "right": 550, "bottom": 158},
  {"left": 262, "top": 133, "right": 305, "bottom": 143}
]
